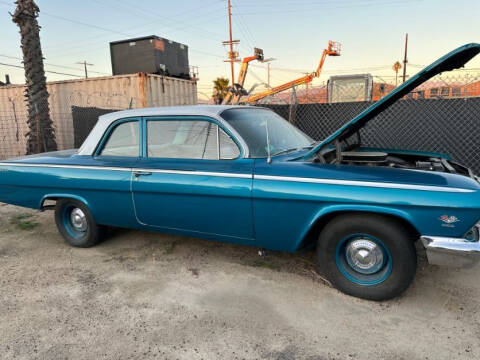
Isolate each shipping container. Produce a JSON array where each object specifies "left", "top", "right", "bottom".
[
  {"left": 0, "top": 73, "right": 197, "bottom": 159},
  {"left": 110, "top": 36, "right": 190, "bottom": 79}
]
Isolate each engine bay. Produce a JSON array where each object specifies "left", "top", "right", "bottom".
[{"left": 318, "top": 132, "right": 473, "bottom": 178}]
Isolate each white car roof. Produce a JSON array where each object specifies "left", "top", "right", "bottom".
[
  {"left": 77, "top": 105, "right": 258, "bottom": 156},
  {"left": 97, "top": 105, "right": 256, "bottom": 122}
]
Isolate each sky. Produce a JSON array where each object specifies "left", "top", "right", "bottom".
[{"left": 1, "top": 0, "right": 479, "bottom": 101}]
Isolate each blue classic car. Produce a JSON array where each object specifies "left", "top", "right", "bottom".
[{"left": 1, "top": 43, "right": 480, "bottom": 300}]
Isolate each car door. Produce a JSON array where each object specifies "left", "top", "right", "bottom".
[
  {"left": 86, "top": 117, "right": 142, "bottom": 228},
  {"left": 131, "top": 116, "right": 255, "bottom": 241}
]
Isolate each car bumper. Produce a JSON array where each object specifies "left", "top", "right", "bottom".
[{"left": 420, "top": 236, "right": 480, "bottom": 268}]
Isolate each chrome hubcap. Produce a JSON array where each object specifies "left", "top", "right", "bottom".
[
  {"left": 70, "top": 208, "right": 87, "bottom": 232},
  {"left": 345, "top": 238, "right": 384, "bottom": 274}
]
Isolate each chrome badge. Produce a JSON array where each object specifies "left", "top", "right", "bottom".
[{"left": 440, "top": 215, "right": 459, "bottom": 227}]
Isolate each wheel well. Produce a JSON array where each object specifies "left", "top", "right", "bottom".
[
  {"left": 297, "top": 211, "right": 421, "bottom": 251},
  {"left": 40, "top": 197, "right": 58, "bottom": 210},
  {"left": 41, "top": 196, "right": 89, "bottom": 210}
]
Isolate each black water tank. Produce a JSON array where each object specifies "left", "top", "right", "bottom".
[{"left": 110, "top": 35, "right": 190, "bottom": 79}]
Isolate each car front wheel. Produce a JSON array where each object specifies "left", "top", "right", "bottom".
[
  {"left": 54, "top": 199, "right": 104, "bottom": 248},
  {"left": 317, "top": 214, "right": 417, "bottom": 301}
]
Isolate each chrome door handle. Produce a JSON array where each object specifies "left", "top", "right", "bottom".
[{"left": 133, "top": 170, "right": 152, "bottom": 177}]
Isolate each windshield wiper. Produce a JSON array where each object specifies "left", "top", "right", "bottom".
[
  {"left": 297, "top": 141, "right": 319, "bottom": 151},
  {"left": 307, "top": 140, "right": 321, "bottom": 147},
  {"left": 271, "top": 147, "right": 300, "bottom": 157}
]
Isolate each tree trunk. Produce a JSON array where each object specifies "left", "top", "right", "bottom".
[{"left": 12, "top": 0, "right": 57, "bottom": 154}]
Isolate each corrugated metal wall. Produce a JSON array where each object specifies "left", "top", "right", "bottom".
[{"left": 0, "top": 73, "right": 197, "bottom": 159}]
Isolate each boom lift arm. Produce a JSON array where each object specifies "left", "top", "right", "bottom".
[
  {"left": 243, "top": 41, "right": 340, "bottom": 104},
  {"left": 222, "top": 48, "right": 264, "bottom": 105}
]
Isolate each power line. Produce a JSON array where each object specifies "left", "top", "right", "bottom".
[
  {"left": 1, "top": 0, "right": 231, "bottom": 69},
  {"left": 232, "top": 0, "right": 260, "bottom": 50},
  {"left": 234, "top": 0, "right": 392, "bottom": 5},
  {"left": 113, "top": 0, "right": 223, "bottom": 24},
  {"left": 233, "top": 0, "right": 399, "bottom": 8},
  {"left": 43, "top": 2, "right": 226, "bottom": 54},
  {"left": 0, "top": 62, "right": 85, "bottom": 78},
  {"left": 37, "top": 8, "right": 226, "bottom": 60},
  {"left": 111, "top": 0, "right": 226, "bottom": 38},
  {"left": 235, "top": 0, "right": 414, "bottom": 7},
  {"left": 231, "top": 0, "right": 255, "bottom": 51},
  {"left": 41, "top": 11, "right": 133, "bottom": 37},
  {"left": 76, "top": 61, "right": 94, "bottom": 78},
  {"left": 0, "top": 54, "right": 110, "bottom": 75},
  {"left": 0, "top": 0, "right": 226, "bottom": 59},
  {"left": 233, "top": 0, "right": 422, "bottom": 15},
  {"left": 251, "top": 62, "right": 400, "bottom": 74}
]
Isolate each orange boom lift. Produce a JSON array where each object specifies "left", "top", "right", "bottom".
[
  {"left": 243, "top": 41, "right": 341, "bottom": 104},
  {"left": 222, "top": 47, "right": 264, "bottom": 105}
]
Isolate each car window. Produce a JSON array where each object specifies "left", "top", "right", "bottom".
[
  {"left": 100, "top": 121, "right": 139, "bottom": 157},
  {"left": 222, "top": 108, "right": 312, "bottom": 158},
  {"left": 219, "top": 127, "right": 240, "bottom": 159},
  {"left": 147, "top": 120, "right": 240, "bottom": 160},
  {"left": 147, "top": 120, "right": 217, "bottom": 159}
]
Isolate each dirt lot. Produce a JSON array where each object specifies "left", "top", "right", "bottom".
[{"left": 0, "top": 203, "right": 479, "bottom": 360}]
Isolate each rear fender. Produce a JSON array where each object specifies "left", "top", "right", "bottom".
[
  {"left": 40, "top": 194, "right": 90, "bottom": 210},
  {"left": 294, "top": 204, "right": 418, "bottom": 251}
]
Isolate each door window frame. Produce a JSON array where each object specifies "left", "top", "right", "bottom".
[
  {"left": 94, "top": 117, "right": 142, "bottom": 159},
  {"left": 141, "top": 115, "right": 243, "bottom": 160}
]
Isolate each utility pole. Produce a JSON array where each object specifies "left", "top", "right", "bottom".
[
  {"left": 227, "top": 0, "right": 234, "bottom": 84},
  {"left": 222, "top": 0, "right": 239, "bottom": 85},
  {"left": 262, "top": 58, "right": 275, "bottom": 88},
  {"left": 76, "top": 61, "right": 93, "bottom": 78},
  {"left": 267, "top": 63, "right": 271, "bottom": 88},
  {"left": 402, "top": 33, "right": 408, "bottom": 83}
]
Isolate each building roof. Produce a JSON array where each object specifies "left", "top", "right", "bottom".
[{"left": 109, "top": 35, "right": 187, "bottom": 46}]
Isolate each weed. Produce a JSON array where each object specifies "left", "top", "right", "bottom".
[
  {"left": 188, "top": 268, "right": 200, "bottom": 277},
  {"left": 244, "top": 259, "right": 278, "bottom": 271},
  {"left": 163, "top": 241, "right": 177, "bottom": 254},
  {"left": 10, "top": 213, "right": 39, "bottom": 231}
]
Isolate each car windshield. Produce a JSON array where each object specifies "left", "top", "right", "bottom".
[{"left": 221, "top": 108, "right": 313, "bottom": 158}]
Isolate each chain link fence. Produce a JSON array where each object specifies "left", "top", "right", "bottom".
[
  {"left": 0, "top": 95, "right": 133, "bottom": 159},
  {"left": 0, "top": 90, "right": 196, "bottom": 160},
  {"left": 260, "top": 71, "right": 480, "bottom": 173},
  {"left": 1, "top": 70, "right": 480, "bottom": 174}
]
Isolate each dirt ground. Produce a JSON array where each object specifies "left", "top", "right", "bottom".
[{"left": 0, "top": 203, "right": 479, "bottom": 360}]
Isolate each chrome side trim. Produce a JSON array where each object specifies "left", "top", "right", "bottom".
[
  {"left": 216, "top": 124, "right": 220, "bottom": 160},
  {"left": 1, "top": 162, "right": 475, "bottom": 190},
  {"left": 135, "top": 168, "right": 252, "bottom": 179},
  {"left": 0, "top": 163, "right": 252, "bottom": 179},
  {"left": 421, "top": 236, "right": 480, "bottom": 267},
  {"left": 254, "top": 174, "right": 475, "bottom": 193},
  {"left": 0, "top": 162, "right": 131, "bottom": 172}
]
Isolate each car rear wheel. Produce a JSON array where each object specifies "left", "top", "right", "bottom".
[
  {"left": 54, "top": 199, "right": 104, "bottom": 248},
  {"left": 317, "top": 214, "right": 417, "bottom": 301}
]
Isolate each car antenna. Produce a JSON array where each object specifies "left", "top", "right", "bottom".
[{"left": 266, "top": 118, "right": 272, "bottom": 164}]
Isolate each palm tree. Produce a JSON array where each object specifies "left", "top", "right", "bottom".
[
  {"left": 12, "top": 0, "right": 57, "bottom": 154},
  {"left": 212, "top": 77, "right": 230, "bottom": 104},
  {"left": 392, "top": 61, "right": 402, "bottom": 87}
]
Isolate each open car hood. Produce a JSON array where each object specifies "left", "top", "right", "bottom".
[{"left": 304, "top": 43, "right": 480, "bottom": 159}]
